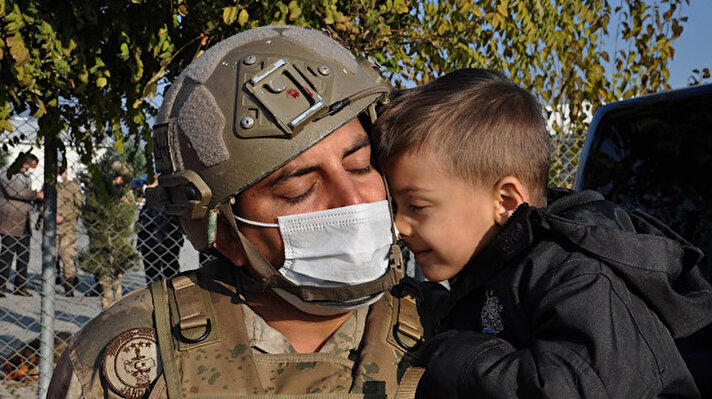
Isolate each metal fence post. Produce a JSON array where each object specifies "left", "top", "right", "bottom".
[{"left": 38, "top": 139, "right": 57, "bottom": 397}]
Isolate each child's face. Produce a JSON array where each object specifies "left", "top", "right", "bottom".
[{"left": 385, "top": 150, "right": 501, "bottom": 282}]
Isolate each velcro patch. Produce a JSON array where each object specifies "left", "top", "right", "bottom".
[{"left": 102, "top": 327, "right": 162, "bottom": 399}]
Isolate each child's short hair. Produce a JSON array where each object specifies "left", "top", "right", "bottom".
[{"left": 374, "top": 69, "right": 551, "bottom": 206}]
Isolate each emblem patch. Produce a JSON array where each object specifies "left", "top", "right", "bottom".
[
  {"left": 481, "top": 290, "right": 504, "bottom": 335},
  {"left": 102, "top": 327, "right": 161, "bottom": 399}
]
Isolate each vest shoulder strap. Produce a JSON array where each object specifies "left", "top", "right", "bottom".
[
  {"left": 394, "top": 367, "right": 425, "bottom": 399},
  {"left": 388, "top": 293, "right": 423, "bottom": 351},
  {"left": 151, "top": 272, "right": 222, "bottom": 398},
  {"left": 151, "top": 278, "right": 182, "bottom": 399}
]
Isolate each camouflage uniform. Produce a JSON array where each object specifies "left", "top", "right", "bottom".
[
  {"left": 56, "top": 177, "right": 83, "bottom": 293},
  {"left": 48, "top": 258, "right": 420, "bottom": 398}
]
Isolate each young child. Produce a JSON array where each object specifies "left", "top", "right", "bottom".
[{"left": 374, "top": 69, "right": 712, "bottom": 398}]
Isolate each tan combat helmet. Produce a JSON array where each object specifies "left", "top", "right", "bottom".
[
  {"left": 146, "top": 25, "right": 401, "bottom": 304},
  {"left": 147, "top": 25, "right": 390, "bottom": 249}
]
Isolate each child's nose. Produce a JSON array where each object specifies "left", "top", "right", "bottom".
[{"left": 394, "top": 213, "right": 411, "bottom": 238}]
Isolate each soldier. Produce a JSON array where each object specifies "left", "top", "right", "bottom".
[
  {"left": 0, "top": 152, "right": 43, "bottom": 297},
  {"left": 48, "top": 25, "right": 422, "bottom": 398},
  {"left": 55, "top": 163, "right": 84, "bottom": 296}
]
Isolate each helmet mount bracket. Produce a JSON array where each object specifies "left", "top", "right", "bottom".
[{"left": 243, "top": 58, "right": 328, "bottom": 137}]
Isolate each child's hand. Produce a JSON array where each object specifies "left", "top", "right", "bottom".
[
  {"left": 414, "top": 330, "right": 513, "bottom": 398},
  {"left": 417, "top": 281, "right": 450, "bottom": 339},
  {"left": 413, "top": 330, "right": 462, "bottom": 398}
]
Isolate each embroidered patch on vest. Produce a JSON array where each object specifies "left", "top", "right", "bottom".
[
  {"left": 102, "top": 327, "right": 162, "bottom": 399},
  {"left": 481, "top": 290, "right": 504, "bottom": 335}
]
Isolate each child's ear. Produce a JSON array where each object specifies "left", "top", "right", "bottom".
[{"left": 493, "top": 176, "right": 528, "bottom": 226}]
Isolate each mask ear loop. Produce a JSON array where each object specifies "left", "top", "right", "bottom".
[
  {"left": 234, "top": 215, "right": 279, "bottom": 228},
  {"left": 218, "top": 199, "right": 282, "bottom": 293}
]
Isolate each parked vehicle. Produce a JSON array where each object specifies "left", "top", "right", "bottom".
[{"left": 574, "top": 83, "right": 712, "bottom": 396}]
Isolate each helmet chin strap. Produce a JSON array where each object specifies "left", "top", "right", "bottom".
[
  {"left": 216, "top": 202, "right": 400, "bottom": 305},
  {"left": 382, "top": 177, "right": 401, "bottom": 257}
]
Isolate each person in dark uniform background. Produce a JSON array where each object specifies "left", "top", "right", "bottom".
[{"left": 137, "top": 176, "right": 185, "bottom": 284}]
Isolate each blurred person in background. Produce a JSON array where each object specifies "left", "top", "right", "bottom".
[
  {"left": 137, "top": 176, "right": 184, "bottom": 285},
  {"left": 0, "top": 152, "right": 42, "bottom": 296},
  {"left": 55, "top": 162, "right": 84, "bottom": 296}
]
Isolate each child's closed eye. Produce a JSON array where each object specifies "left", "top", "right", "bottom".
[{"left": 408, "top": 204, "right": 426, "bottom": 212}]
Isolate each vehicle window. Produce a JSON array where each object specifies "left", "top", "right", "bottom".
[{"left": 576, "top": 93, "right": 712, "bottom": 281}]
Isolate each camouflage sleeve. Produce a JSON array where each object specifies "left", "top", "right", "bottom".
[{"left": 64, "top": 181, "right": 84, "bottom": 221}]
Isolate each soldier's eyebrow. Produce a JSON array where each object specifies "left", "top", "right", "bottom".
[
  {"left": 266, "top": 165, "right": 319, "bottom": 189},
  {"left": 266, "top": 134, "right": 371, "bottom": 189},
  {"left": 343, "top": 135, "right": 370, "bottom": 159}
]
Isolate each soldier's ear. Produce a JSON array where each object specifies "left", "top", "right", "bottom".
[
  {"left": 214, "top": 217, "right": 248, "bottom": 266},
  {"left": 493, "top": 176, "right": 528, "bottom": 226}
]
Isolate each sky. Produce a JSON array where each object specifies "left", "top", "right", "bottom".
[{"left": 666, "top": 1, "right": 712, "bottom": 89}]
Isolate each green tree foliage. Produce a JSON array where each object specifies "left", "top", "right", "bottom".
[
  {"left": 0, "top": 0, "right": 691, "bottom": 180},
  {"left": 77, "top": 153, "right": 139, "bottom": 278}
]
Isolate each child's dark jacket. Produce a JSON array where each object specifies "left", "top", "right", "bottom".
[{"left": 415, "top": 189, "right": 712, "bottom": 399}]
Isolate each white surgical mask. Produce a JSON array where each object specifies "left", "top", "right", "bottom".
[{"left": 234, "top": 200, "right": 393, "bottom": 288}]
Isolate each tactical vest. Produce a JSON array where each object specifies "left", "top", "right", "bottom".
[{"left": 149, "top": 259, "right": 423, "bottom": 398}]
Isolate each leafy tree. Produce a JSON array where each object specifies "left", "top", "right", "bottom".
[
  {"left": 77, "top": 152, "right": 139, "bottom": 306},
  {"left": 0, "top": 0, "right": 692, "bottom": 186}
]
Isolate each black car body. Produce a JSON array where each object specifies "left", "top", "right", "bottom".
[{"left": 574, "top": 83, "right": 712, "bottom": 397}]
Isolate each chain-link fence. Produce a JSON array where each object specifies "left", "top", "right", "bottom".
[{"left": 0, "top": 98, "right": 584, "bottom": 397}]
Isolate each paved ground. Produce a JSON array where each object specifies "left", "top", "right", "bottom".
[{"left": 0, "top": 215, "right": 200, "bottom": 398}]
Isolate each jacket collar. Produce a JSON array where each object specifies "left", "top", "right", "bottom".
[
  {"left": 449, "top": 189, "right": 606, "bottom": 297},
  {"left": 449, "top": 202, "right": 535, "bottom": 300}
]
